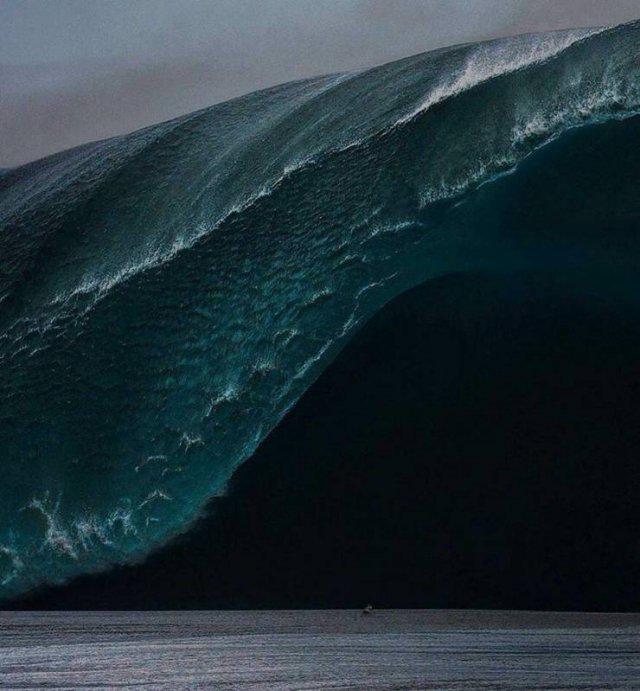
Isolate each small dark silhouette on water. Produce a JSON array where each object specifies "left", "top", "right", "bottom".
[{"left": 362, "top": 604, "right": 374, "bottom": 616}]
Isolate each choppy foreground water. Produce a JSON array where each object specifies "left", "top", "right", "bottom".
[{"left": 0, "top": 610, "right": 639, "bottom": 689}]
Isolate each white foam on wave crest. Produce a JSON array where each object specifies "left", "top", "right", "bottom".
[
  {"left": 511, "top": 79, "right": 639, "bottom": 148},
  {"left": 394, "top": 28, "right": 600, "bottom": 128},
  {"left": 417, "top": 55, "right": 640, "bottom": 207},
  {"left": 13, "top": 28, "right": 609, "bottom": 340},
  {"left": 35, "top": 152, "right": 320, "bottom": 333}
]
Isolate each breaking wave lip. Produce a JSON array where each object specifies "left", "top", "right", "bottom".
[
  {"left": 1, "top": 20, "right": 640, "bottom": 600},
  {"left": 55, "top": 31, "right": 604, "bottom": 309},
  {"left": 0, "top": 27, "right": 603, "bottom": 329},
  {"left": 392, "top": 26, "right": 602, "bottom": 128}
]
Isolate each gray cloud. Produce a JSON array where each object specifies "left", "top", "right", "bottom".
[{"left": 2, "top": 0, "right": 639, "bottom": 166}]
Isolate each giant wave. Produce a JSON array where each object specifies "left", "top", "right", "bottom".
[{"left": 1, "top": 21, "right": 640, "bottom": 600}]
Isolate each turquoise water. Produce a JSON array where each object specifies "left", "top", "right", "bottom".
[{"left": 1, "top": 22, "right": 640, "bottom": 599}]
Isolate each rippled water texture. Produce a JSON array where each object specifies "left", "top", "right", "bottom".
[{"left": 1, "top": 611, "right": 639, "bottom": 689}]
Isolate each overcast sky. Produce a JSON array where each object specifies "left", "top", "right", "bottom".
[{"left": 2, "top": 0, "right": 640, "bottom": 167}]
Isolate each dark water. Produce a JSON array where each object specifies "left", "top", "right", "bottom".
[
  {"left": 1, "top": 610, "right": 639, "bottom": 689},
  {"left": 2, "top": 22, "right": 640, "bottom": 605},
  {"left": 16, "top": 115, "right": 640, "bottom": 612}
]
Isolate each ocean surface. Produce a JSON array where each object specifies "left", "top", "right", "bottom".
[{"left": 0, "top": 610, "right": 639, "bottom": 689}]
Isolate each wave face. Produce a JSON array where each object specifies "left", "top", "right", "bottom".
[{"left": 1, "top": 23, "right": 640, "bottom": 599}]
